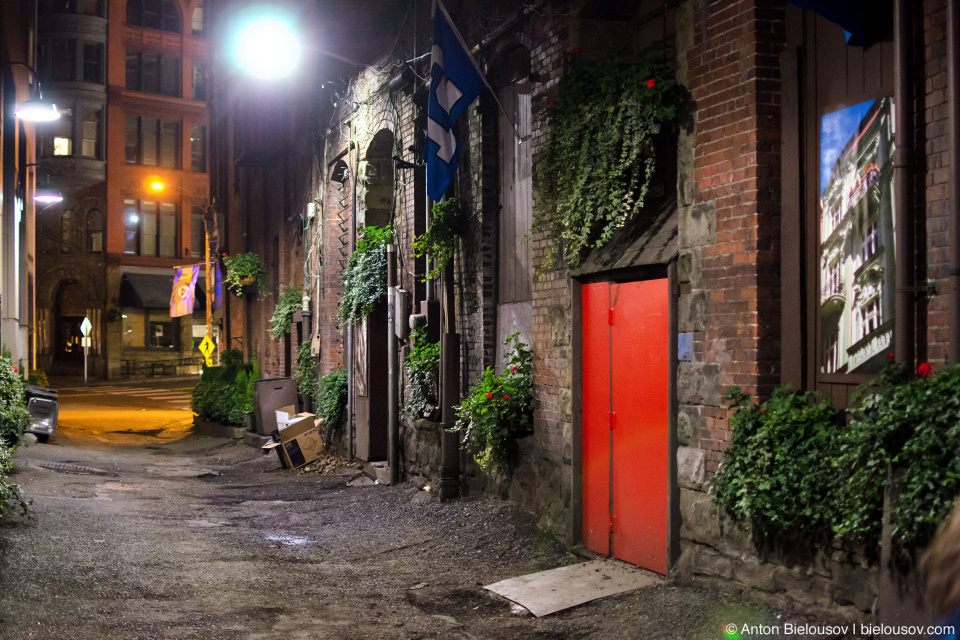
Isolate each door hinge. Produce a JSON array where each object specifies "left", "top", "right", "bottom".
[
  {"left": 609, "top": 412, "right": 616, "bottom": 430},
  {"left": 608, "top": 308, "right": 615, "bottom": 325}
]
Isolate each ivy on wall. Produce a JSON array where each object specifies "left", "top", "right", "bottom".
[
  {"left": 337, "top": 225, "right": 391, "bottom": 326},
  {"left": 534, "top": 49, "right": 679, "bottom": 270}
]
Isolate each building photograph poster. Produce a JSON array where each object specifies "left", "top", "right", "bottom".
[{"left": 819, "top": 97, "right": 896, "bottom": 375}]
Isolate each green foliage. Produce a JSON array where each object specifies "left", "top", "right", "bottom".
[
  {"left": 192, "top": 361, "right": 255, "bottom": 425},
  {"left": 27, "top": 369, "right": 48, "bottom": 387},
  {"left": 712, "top": 365, "right": 960, "bottom": 558},
  {"left": 837, "top": 364, "right": 960, "bottom": 557},
  {"left": 220, "top": 348, "right": 244, "bottom": 367},
  {"left": 0, "top": 358, "right": 31, "bottom": 445},
  {"left": 222, "top": 252, "right": 269, "bottom": 297},
  {"left": 710, "top": 386, "right": 841, "bottom": 542},
  {"left": 454, "top": 333, "right": 533, "bottom": 473},
  {"left": 534, "top": 49, "right": 679, "bottom": 271},
  {"left": 317, "top": 368, "right": 348, "bottom": 433},
  {"left": 269, "top": 286, "right": 303, "bottom": 340},
  {"left": 404, "top": 326, "right": 439, "bottom": 419},
  {"left": 0, "top": 444, "right": 31, "bottom": 518},
  {"left": 337, "top": 225, "right": 391, "bottom": 326},
  {"left": 295, "top": 340, "right": 318, "bottom": 399},
  {"left": 413, "top": 199, "right": 463, "bottom": 281}
]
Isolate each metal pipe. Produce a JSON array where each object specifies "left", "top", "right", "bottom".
[
  {"left": 949, "top": 0, "right": 960, "bottom": 364},
  {"left": 439, "top": 256, "right": 460, "bottom": 500},
  {"left": 894, "top": 0, "right": 915, "bottom": 367},
  {"left": 387, "top": 243, "right": 400, "bottom": 484},
  {"left": 347, "top": 140, "right": 358, "bottom": 460}
]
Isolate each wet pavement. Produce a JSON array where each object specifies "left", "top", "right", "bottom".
[{"left": 0, "top": 381, "right": 865, "bottom": 639}]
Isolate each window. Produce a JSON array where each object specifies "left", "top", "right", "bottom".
[
  {"left": 61, "top": 210, "right": 72, "bottom": 253},
  {"left": 122, "top": 309, "right": 178, "bottom": 349},
  {"left": 39, "top": 0, "right": 103, "bottom": 16},
  {"left": 123, "top": 199, "right": 177, "bottom": 257},
  {"left": 127, "top": 0, "right": 181, "bottom": 33},
  {"left": 191, "top": 2, "right": 204, "bottom": 36},
  {"left": 81, "top": 108, "right": 102, "bottom": 159},
  {"left": 126, "top": 51, "right": 181, "bottom": 97},
  {"left": 854, "top": 297, "right": 882, "bottom": 344},
  {"left": 861, "top": 221, "right": 878, "bottom": 264},
  {"left": 44, "top": 108, "right": 73, "bottom": 157},
  {"left": 87, "top": 209, "right": 103, "bottom": 253},
  {"left": 191, "top": 124, "right": 206, "bottom": 172},
  {"left": 126, "top": 115, "right": 179, "bottom": 168},
  {"left": 191, "top": 63, "right": 207, "bottom": 100},
  {"left": 190, "top": 204, "right": 204, "bottom": 258},
  {"left": 52, "top": 39, "right": 76, "bottom": 81},
  {"left": 82, "top": 43, "right": 103, "bottom": 84}
]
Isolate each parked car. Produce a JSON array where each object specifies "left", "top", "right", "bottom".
[{"left": 24, "top": 384, "right": 58, "bottom": 443}]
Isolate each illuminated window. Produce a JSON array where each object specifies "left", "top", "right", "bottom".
[
  {"left": 53, "top": 136, "right": 72, "bottom": 156},
  {"left": 81, "top": 108, "right": 102, "bottom": 159},
  {"left": 123, "top": 199, "right": 177, "bottom": 257},
  {"left": 191, "top": 2, "right": 204, "bottom": 36}
]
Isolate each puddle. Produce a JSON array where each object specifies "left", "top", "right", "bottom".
[{"left": 264, "top": 533, "right": 311, "bottom": 546}]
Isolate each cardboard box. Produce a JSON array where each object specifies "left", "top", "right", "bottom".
[{"left": 261, "top": 409, "right": 325, "bottom": 469}]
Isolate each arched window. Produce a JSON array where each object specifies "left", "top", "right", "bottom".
[{"left": 127, "top": 0, "right": 182, "bottom": 33}]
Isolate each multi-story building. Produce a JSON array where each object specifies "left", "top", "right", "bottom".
[{"left": 35, "top": 0, "right": 211, "bottom": 378}]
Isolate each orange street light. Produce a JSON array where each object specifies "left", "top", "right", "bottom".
[{"left": 149, "top": 180, "right": 165, "bottom": 192}]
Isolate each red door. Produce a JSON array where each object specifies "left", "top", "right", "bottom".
[{"left": 582, "top": 279, "right": 669, "bottom": 574}]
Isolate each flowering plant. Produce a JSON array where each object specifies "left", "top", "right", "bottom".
[{"left": 454, "top": 333, "right": 533, "bottom": 473}]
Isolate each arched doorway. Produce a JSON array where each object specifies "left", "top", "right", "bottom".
[
  {"left": 353, "top": 129, "right": 394, "bottom": 461},
  {"left": 54, "top": 280, "right": 87, "bottom": 367}
]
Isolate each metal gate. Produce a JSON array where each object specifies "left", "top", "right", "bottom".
[{"left": 581, "top": 279, "right": 669, "bottom": 574}]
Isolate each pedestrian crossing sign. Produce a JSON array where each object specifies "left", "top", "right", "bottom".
[{"left": 198, "top": 335, "right": 215, "bottom": 366}]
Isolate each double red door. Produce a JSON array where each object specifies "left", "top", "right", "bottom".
[{"left": 582, "top": 279, "right": 669, "bottom": 574}]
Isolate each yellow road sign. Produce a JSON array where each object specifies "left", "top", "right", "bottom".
[{"left": 199, "top": 335, "right": 215, "bottom": 366}]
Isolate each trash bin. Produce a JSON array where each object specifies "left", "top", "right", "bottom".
[
  {"left": 252, "top": 378, "right": 297, "bottom": 436},
  {"left": 24, "top": 384, "right": 58, "bottom": 443}
]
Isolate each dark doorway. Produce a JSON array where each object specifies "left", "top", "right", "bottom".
[{"left": 54, "top": 281, "right": 86, "bottom": 366}]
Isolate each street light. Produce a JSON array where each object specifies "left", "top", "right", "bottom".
[
  {"left": 1, "top": 62, "right": 60, "bottom": 122},
  {"left": 227, "top": 6, "right": 301, "bottom": 79},
  {"left": 34, "top": 187, "right": 63, "bottom": 204}
]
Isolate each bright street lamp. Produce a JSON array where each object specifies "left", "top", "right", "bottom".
[
  {"left": 15, "top": 98, "right": 60, "bottom": 122},
  {"left": 228, "top": 7, "right": 301, "bottom": 79},
  {"left": 34, "top": 187, "right": 63, "bottom": 204}
]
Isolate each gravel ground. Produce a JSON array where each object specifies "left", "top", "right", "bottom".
[{"left": 0, "top": 437, "right": 868, "bottom": 639}]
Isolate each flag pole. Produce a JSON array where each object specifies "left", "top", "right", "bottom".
[{"left": 435, "top": 0, "right": 524, "bottom": 142}]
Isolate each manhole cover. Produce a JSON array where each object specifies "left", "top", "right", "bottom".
[{"left": 38, "top": 463, "right": 111, "bottom": 475}]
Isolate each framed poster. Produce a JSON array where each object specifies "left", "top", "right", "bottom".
[{"left": 818, "top": 97, "right": 896, "bottom": 374}]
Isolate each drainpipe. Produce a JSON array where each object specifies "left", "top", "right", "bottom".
[
  {"left": 439, "top": 256, "right": 460, "bottom": 500},
  {"left": 346, "top": 140, "right": 357, "bottom": 460},
  {"left": 894, "top": 0, "right": 915, "bottom": 368},
  {"left": 948, "top": 0, "right": 960, "bottom": 364},
  {"left": 387, "top": 243, "right": 400, "bottom": 484}
]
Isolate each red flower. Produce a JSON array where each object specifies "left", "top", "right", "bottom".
[
  {"left": 918, "top": 362, "right": 933, "bottom": 378},
  {"left": 646, "top": 78, "right": 656, "bottom": 88},
  {"left": 503, "top": 395, "right": 511, "bottom": 400},
  {"left": 486, "top": 392, "right": 493, "bottom": 399},
  {"left": 548, "top": 99, "right": 557, "bottom": 106},
  {"left": 11, "top": 366, "right": 17, "bottom": 373},
  {"left": 888, "top": 353, "right": 895, "bottom": 360},
  {"left": 511, "top": 366, "right": 517, "bottom": 372},
  {"left": 760, "top": 409, "right": 765, "bottom": 414},
  {"left": 570, "top": 47, "right": 581, "bottom": 54}
]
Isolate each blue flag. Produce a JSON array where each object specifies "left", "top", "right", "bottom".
[{"left": 426, "top": 2, "right": 486, "bottom": 201}]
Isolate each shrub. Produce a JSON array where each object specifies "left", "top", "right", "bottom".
[
  {"left": 404, "top": 326, "right": 440, "bottom": 419},
  {"left": 337, "top": 225, "right": 390, "bottom": 326},
  {"left": 837, "top": 363, "right": 960, "bottom": 557},
  {"left": 27, "top": 369, "right": 48, "bottom": 387},
  {"left": 0, "top": 444, "right": 30, "bottom": 518},
  {"left": 454, "top": 333, "right": 533, "bottom": 473},
  {"left": 192, "top": 362, "right": 255, "bottom": 425},
  {"left": 270, "top": 285, "right": 303, "bottom": 340},
  {"left": 710, "top": 386, "right": 841, "bottom": 543},
  {"left": 295, "top": 340, "right": 318, "bottom": 399},
  {"left": 0, "top": 358, "right": 32, "bottom": 445},
  {"left": 413, "top": 199, "right": 463, "bottom": 281},
  {"left": 316, "top": 368, "right": 348, "bottom": 434}
]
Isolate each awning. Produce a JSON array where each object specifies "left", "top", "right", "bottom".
[
  {"left": 571, "top": 195, "right": 678, "bottom": 277},
  {"left": 120, "top": 273, "right": 208, "bottom": 310}
]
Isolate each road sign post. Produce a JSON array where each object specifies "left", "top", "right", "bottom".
[{"left": 80, "top": 317, "right": 92, "bottom": 384}]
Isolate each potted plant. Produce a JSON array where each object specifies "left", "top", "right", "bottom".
[{"left": 222, "top": 252, "right": 269, "bottom": 298}]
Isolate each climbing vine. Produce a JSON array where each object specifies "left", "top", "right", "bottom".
[
  {"left": 337, "top": 225, "right": 391, "bottom": 326},
  {"left": 404, "top": 326, "right": 440, "bottom": 419},
  {"left": 413, "top": 198, "right": 464, "bottom": 281},
  {"left": 269, "top": 286, "right": 303, "bottom": 340},
  {"left": 534, "top": 49, "right": 679, "bottom": 270}
]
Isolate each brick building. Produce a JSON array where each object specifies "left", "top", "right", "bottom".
[
  {"left": 213, "top": 0, "right": 957, "bottom": 615},
  {"left": 34, "top": 0, "right": 212, "bottom": 378}
]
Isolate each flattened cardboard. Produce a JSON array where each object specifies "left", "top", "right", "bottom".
[{"left": 263, "top": 410, "right": 324, "bottom": 469}]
